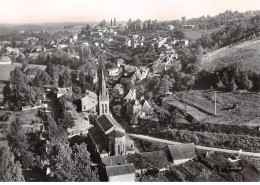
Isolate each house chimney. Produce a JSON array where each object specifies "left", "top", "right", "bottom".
[
  {"left": 110, "top": 159, "right": 113, "bottom": 166},
  {"left": 125, "top": 159, "right": 127, "bottom": 164}
]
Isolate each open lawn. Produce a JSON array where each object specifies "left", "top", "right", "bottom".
[
  {"left": 0, "top": 63, "right": 46, "bottom": 81},
  {"left": 201, "top": 38, "right": 260, "bottom": 73},
  {"left": 15, "top": 109, "right": 39, "bottom": 131},
  {"left": 183, "top": 27, "right": 222, "bottom": 40}
]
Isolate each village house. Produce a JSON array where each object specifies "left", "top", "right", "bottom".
[
  {"left": 55, "top": 87, "right": 73, "bottom": 98},
  {"left": 116, "top": 59, "right": 125, "bottom": 68},
  {"left": 113, "top": 84, "right": 124, "bottom": 95},
  {"left": 107, "top": 68, "right": 120, "bottom": 77},
  {"left": 105, "top": 163, "right": 136, "bottom": 182},
  {"left": 166, "top": 25, "right": 175, "bottom": 30},
  {"left": 0, "top": 55, "right": 11, "bottom": 64},
  {"left": 81, "top": 90, "right": 98, "bottom": 112},
  {"left": 123, "top": 89, "right": 136, "bottom": 103}
]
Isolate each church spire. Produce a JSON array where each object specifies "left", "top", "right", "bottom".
[
  {"left": 101, "top": 69, "right": 108, "bottom": 98},
  {"left": 99, "top": 69, "right": 110, "bottom": 116}
]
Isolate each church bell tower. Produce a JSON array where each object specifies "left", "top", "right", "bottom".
[{"left": 99, "top": 70, "right": 110, "bottom": 116}]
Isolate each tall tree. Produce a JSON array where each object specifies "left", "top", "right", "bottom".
[
  {"left": 6, "top": 118, "right": 28, "bottom": 156},
  {"left": 114, "top": 18, "right": 116, "bottom": 26},
  {"left": 0, "top": 146, "right": 25, "bottom": 182},
  {"left": 48, "top": 143, "right": 99, "bottom": 182}
]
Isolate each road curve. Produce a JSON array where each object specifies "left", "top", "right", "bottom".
[{"left": 127, "top": 133, "right": 260, "bottom": 158}]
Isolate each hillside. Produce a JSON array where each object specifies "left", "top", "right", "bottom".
[{"left": 201, "top": 38, "right": 260, "bottom": 73}]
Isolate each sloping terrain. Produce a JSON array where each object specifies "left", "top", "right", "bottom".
[{"left": 201, "top": 38, "right": 260, "bottom": 73}]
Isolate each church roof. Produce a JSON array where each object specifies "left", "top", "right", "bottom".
[
  {"left": 96, "top": 114, "right": 125, "bottom": 133},
  {"left": 107, "top": 130, "right": 125, "bottom": 138},
  {"left": 88, "top": 127, "right": 108, "bottom": 153}
]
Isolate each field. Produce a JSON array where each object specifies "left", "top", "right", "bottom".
[
  {"left": 173, "top": 90, "right": 260, "bottom": 126},
  {"left": 0, "top": 63, "right": 46, "bottom": 81},
  {"left": 15, "top": 109, "right": 39, "bottom": 131},
  {"left": 183, "top": 27, "right": 222, "bottom": 40},
  {"left": 201, "top": 38, "right": 260, "bottom": 73},
  {"left": 0, "top": 22, "right": 95, "bottom": 35}
]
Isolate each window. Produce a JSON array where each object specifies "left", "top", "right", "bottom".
[
  {"left": 102, "top": 104, "right": 104, "bottom": 113},
  {"left": 84, "top": 106, "right": 86, "bottom": 110},
  {"left": 105, "top": 104, "right": 107, "bottom": 113},
  {"left": 118, "top": 145, "right": 120, "bottom": 154}
]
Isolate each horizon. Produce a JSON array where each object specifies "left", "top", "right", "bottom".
[{"left": 0, "top": 0, "right": 259, "bottom": 24}]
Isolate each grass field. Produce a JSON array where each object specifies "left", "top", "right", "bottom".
[
  {"left": 201, "top": 38, "right": 260, "bottom": 73},
  {"left": 183, "top": 27, "right": 222, "bottom": 40},
  {"left": 175, "top": 90, "right": 260, "bottom": 126},
  {"left": 0, "top": 63, "right": 46, "bottom": 81},
  {"left": 15, "top": 109, "right": 39, "bottom": 131}
]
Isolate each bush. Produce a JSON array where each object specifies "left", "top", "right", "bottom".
[
  {"left": 191, "top": 134, "right": 199, "bottom": 144},
  {"left": 21, "top": 151, "right": 34, "bottom": 169}
]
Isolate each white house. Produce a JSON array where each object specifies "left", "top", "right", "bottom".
[
  {"left": 81, "top": 90, "right": 98, "bottom": 112},
  {"left": 107, "top": 68, "right": 119, "bottom": 76},
  {"left": 0, "top": 56, "right": 11, "bottom": 64}
]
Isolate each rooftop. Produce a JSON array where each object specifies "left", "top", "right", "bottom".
[
  {"left": 167, "top": 143, "right": 196, "bottom": 160},
  {"left": 96, "top": 114, "right": 125, "bottom": 133},
  {"left": 105, "top": 163, "right": 135, "bottom": 177}
]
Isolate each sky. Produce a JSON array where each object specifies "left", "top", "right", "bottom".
[{"left": 0, "top": 0, "right": 259, "bottom": 24}]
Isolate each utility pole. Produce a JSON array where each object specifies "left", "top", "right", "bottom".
[{"left": 214, "top": 90, "right": 217, "bottom": 116}]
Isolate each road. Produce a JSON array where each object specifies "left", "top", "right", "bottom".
[{"left": 127, "top": 133, "right": 260, "bottom": 158}]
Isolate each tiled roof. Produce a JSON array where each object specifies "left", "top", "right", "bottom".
[
  {"left": 88, "top": 127, "right": 107, "bottom": 153},
  {"left": 167, "top": 143, "right": 196, "bottom": 160},
  {"left": 107, "top": 130, "right": 125, "bottom": 138},
  {"left": 105, "top": 163, "right": 135, "bottom": 177},
  {"left": 96, "top": 114, "right": 125, "bottom": 132},
  {"left": 102, "top": 155, "right": 127, "bottom": 166},
  {"left": 140, "top": 100, "right": 153, "bottom": 113},
  {"left": 123, "top": 89, "right": 135, "bottom": 100},
  {"left": 102, "top": 150, "right": 171, "bottom": 170}
]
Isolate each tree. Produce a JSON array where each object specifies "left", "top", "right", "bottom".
[
  {"left": 0, "top": 146, "right": 25, "bottom": 182},
  {"left": 133, "top": 55, "right": 141, "bottom": 66},
  {"left": 158, "top": 75, "right": 173, "bottom": 96},
  {"left": 71, "top": 143, "right": 99, "bottom": 181},
  {"left": 6, "top": 118, "right": 28, "bottom": 156},
  {"left": 44, "top": 116, "right": 67, "bottom": 145},
  {"left": 58, "top": 112, "right": 75, "bottom": 130},
  {"left": 21, "top": 151, "right": 34, "bottom": 169},
  {"left": 48, "top": 143, "right": 99, "bottom": 181},
  {"left": 114, "top": 18, "right": 116, "bottom": 26},
  {"left": 181, "top": 16, "right": 186, "bottom": 25},
  {"left": 227, "top": 78, "right": 238, "bottom": 92}
]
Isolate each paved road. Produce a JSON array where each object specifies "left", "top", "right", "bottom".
[{"left": 127, "top": 133, "right": 260, "bottom": 158}]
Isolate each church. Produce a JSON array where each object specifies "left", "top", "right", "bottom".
[{"left": 88, "top": 70, "right": 135, "bottom": 158}]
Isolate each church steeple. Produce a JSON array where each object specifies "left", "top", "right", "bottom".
[
  {"left": 99, "top": 70, "right": 109, "bottom": 116},
  {"left": 101, "top": 69, "right": 108, "bottom": 99}
]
